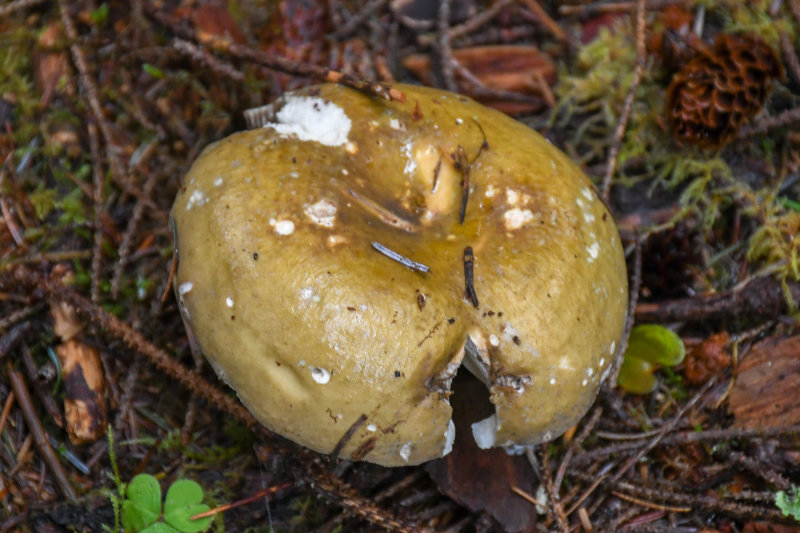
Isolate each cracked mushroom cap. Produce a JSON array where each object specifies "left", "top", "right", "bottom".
[{"left": 171, "top": 83, "right": 628, "bottom": 467}]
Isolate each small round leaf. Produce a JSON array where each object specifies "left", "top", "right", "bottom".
[
  {"left": 163, "top": 479, "right": 212, "bottom": 533},
  {"left": 626, "top": 324, "right": 685, "bottom": 366},
  {"left": 617, "top": 355, "right": 657, "bottom": 394},
  {"left": 122, "top": 474, "right": 162, "bottom": 532}
]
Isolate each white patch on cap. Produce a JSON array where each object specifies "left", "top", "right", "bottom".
[
  {"left": 489, "top": 334, "right": 500, "bottom": 347},
  {"left": 266, "top": 96, "right": 351, "bottom": 146},
  {"left": 586, "top": 239, "right": 600, "bottom": 262},
  {"left": 549, "top": 377, "right": 557, "bottom": 385},
  {"left": 609, "top": 341, "right": 616, "bottom": 355},
  {"left": 389, "top": 118, "right": 405, "bottom": 130},
  {"left": 599, "top": 357, "right": 606, "bottom": 367},
  {"left": 442, "top": 419, "right": 456, "bottom": 457},
  {"left": 366, "top": 424, "right": 377, "bottom": 432},
  {"left": 311, "top": 367, "right": 330, "bottom": 384},
  {"left": 485, "top": 185, "right": 497, "bottom": 198},
  {"left": 582, "top": 187, "right": 593, "bottom": 200},
  {"left": 269, "top": 218, "right": 295, "bottom": 235},
  {"left": 471, "top": 414, "right": 498, "bottom": 449},
  {"left": 504, "top": 208, "right": 534, "bottom": 230},
  {"left": 455, "top": 117, "right": 463, "bottom": 125},
  {"left": 213, "top": 177, "right": 223, "bottom": 186},
  {"left": 225, "top": 297, "right": 234, "bottom": 308},
  {"left": 185, "top": 190, "right": 207, "bottom": 210},
  {"left": 328, "top": 235, "right": 348, "bottom": 247},
  {"left": 402, "top": 142, "right": 417, "bottom": 176},
  {"left": 178, "top": 281, "right": 193, "bottom": 297},
  {"left": 300, "top": 287, "right": 319, "bottom": 301},
  {"left": 304, "top": 200, "right": 337, "bottom": 228},
  {"left": 506, "top": 188, "right": 520, "bottom": 205},
  {"left": 399, "top": 442, "right": 412, "bottom": 462}
]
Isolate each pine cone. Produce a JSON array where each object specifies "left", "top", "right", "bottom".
[{"left": 666, "top": 34, "right": 784, "bottom": 148}]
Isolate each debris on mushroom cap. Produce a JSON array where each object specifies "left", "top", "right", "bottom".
[{"left": 170, "top": 83, "right": 628, "bottom": 467}]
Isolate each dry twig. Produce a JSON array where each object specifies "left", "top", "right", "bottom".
[
  {"left": 601, "top": 0, "right": 646, "bottom": 201},
  {"left": 7, "top": 367, "right": 77, "bottom": 502}
]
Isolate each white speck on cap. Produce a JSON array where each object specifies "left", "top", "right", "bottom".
[
  {"left": 399, "top": 442, "right": 412, "bottom": 462},
  {"left": 225, "top": 297, "right": 234, "bottom": 308},
  {"left": 266, "top": 96, "right": 351, "bottom": 147},
  {"left": 609, "top": 341, "right": 616, "bottom": 354},
  {"left": 506, "top": 188, "right": 520, "bottom": 205},
  {"left": 455, "top": 117, "right": 463, "bottom": 125},
  {"left": 178, "top": 282, "right": 193, "bottom": 296},
  {"left": 185, "top": 190, "right": 208, "bottom": 210},
  {"left": 367, "top": 424, "right": 377, "bottom": 432},
  {"left": 504, "top": 208, "right": 534, "bottom": 230},
  {"left": 471, "top": 414, "right": 498, "bottom": 449},
  {"left": 270, "top": 218, "right": 295, "bottom": 235},
  {"left": 586, "top": 241, "right": 600, "bottom": 262},
  {"left": 213, "top": 177, "right": 223, "bottom": 186},
  {"left": 489, "top": 334, "right": 500, "bottom": 347},
  {"left": 304, "top": 200, "right": 337, "bottom": 228},
  {"left": 311, "top": 367, "right": 330, "bottom": 384},
  {"left": 402, "top": 142, "right": 417, "bottom": 176}
]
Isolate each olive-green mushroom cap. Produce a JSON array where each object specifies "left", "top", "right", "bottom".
[{"left": 171, "top": 83, "right": 628, "bottom": 466}]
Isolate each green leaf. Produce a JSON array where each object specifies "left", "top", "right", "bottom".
[
  {"left": 776, "top": 486, "right": 800, "bottom": 522},
  {"left": 617, "top": 355, "right": 657, "bottom": 394},
  {"left": 122, "top": 474, "right": 162, "bottom": 532},
  {"left": 163, "top": 480, "right": 212, "bottom": 533},
  {"left": 90, "top": 3, "right": 109, "bottom": 25},
  {"left": 143, "top": 63, "right": 165, "bottom": 79},
  {"left": 626, "top": 324, "right": 685, "bottom": 366},
  {"left": 140, "top": 523, "right": 181, "bottom": 533}
]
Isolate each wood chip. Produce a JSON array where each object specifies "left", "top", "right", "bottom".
[{"left": 729, "top": 335, "right": 800, "bottom": 429}]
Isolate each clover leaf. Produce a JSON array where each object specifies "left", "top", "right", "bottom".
[
  {"left": 120, "top": 474, "right": 212, "bottom": 533},
  {"left": 164, "top": 480, "right": 212, "bottom": 532},
  {"left": 122, "top": 474, "right": 162, "bottom": 532}
]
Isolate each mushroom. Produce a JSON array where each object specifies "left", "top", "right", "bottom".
[{"left": 170, "top": 83, "right": 628, "bottom": 466}]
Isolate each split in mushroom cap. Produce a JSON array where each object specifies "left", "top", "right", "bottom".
[{"left": 170, "top": 83, "right": 628, "bottom": 466}]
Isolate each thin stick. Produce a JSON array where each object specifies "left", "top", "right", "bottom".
[
  {"left": 779, "top": 32, "right": 800, "bottom": 86},
  {"left": 554, "top": 406, "right": 602, "bottom": 492},
  {"left": 612, "top": 491, "right": 691, "bottom": 512},
  {"left": 600, "top": 0, "right": 646, "bottom": 202},
  {"left": 333, "top": 0, "right": 389, "bottom": 38},
  {"left": 371, "top": 242, "right": 430, "bottom": 273},
  {"left": 8, "top": 367, "right": 78, "bottom": 502},
  {"left": 172, "top": 39, "right": 246, "bottom": 82},
  {"left": 463, "top": 246, "right": 479, "bottom": 307},
  {"left": 737, "top": 107, "right": 800, "bottom": 139},
  {"left": 511, "top": 485, "right": 542, "bottom": 508},
  {"left": 330, "top": 414, "right": 368, "bottom": 462},
  {"left": 151, "top": 11, "right": 404, "bottom": 102},
  {"left": 441, "top": 0, "right": 516, "bottom": 42},
  {"left": 437, "top": 0, "right": 457, "bottom": 91},
  {"left": 517, "top": 0, "right": 567, "bottom": 42},
  {"left": 541, "top": 448, "right": 569, "bottom": 531},
  {"left": 0, "top": 391, "right": 14, "bottom": 435},
  {"left": 59, "top": 0, "right": 152, "bottom": 209},
  {"left": 191, "top": 482, "right": 293, "bottom": 520},
  {"left": 346, "top": 189, "right": 418, "bottom": 232},
  {"left": 88, "top": 121, "right": 104, "bottom": 304}
]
